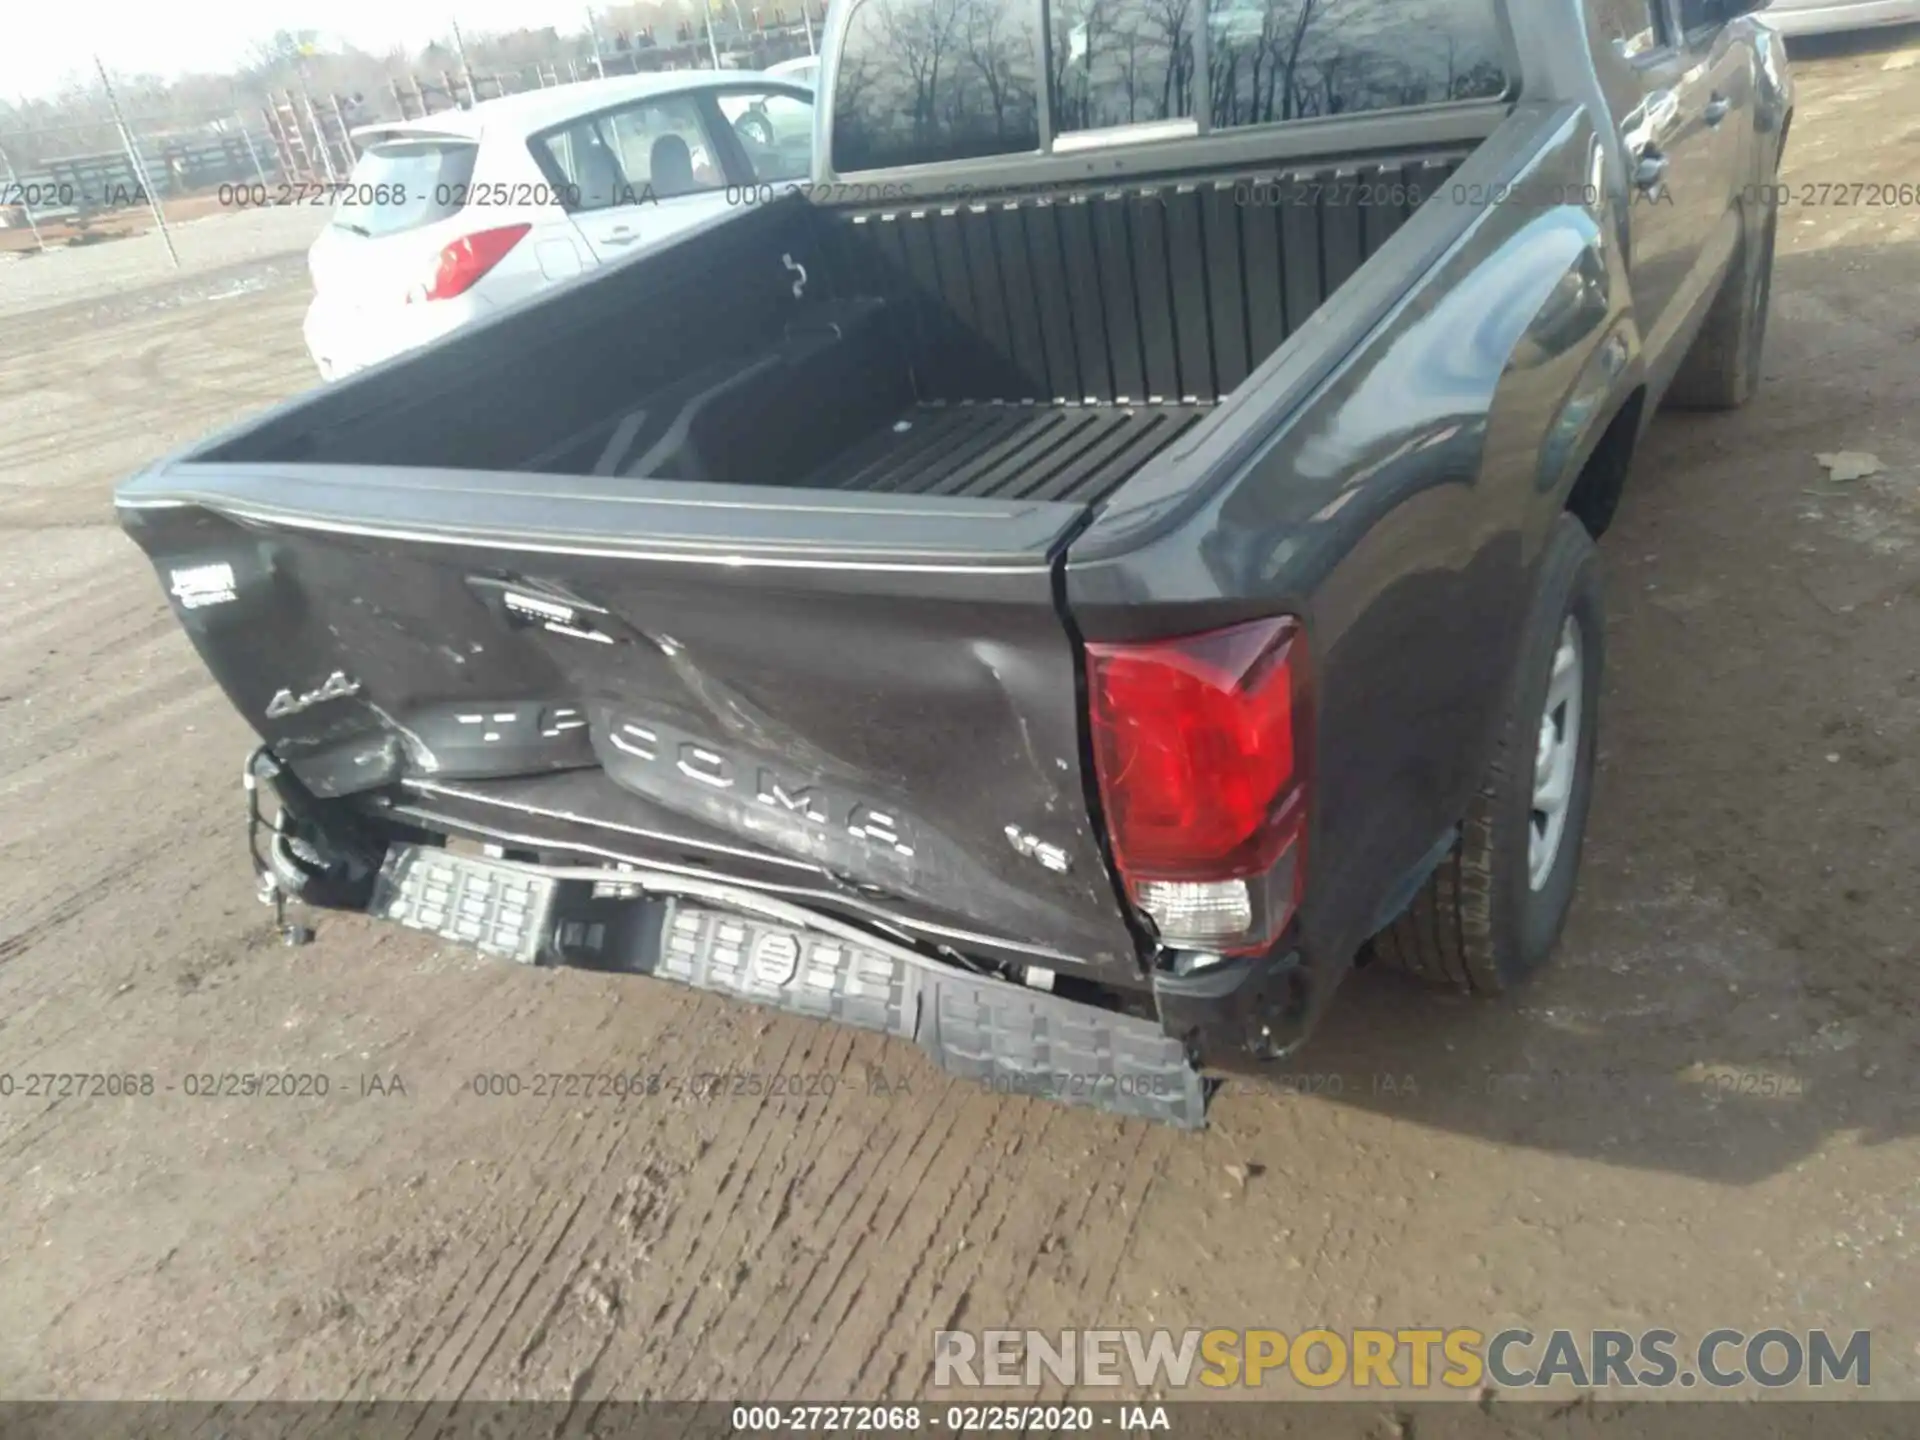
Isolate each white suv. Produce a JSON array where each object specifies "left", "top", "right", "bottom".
[{"left": 303, "top": 71, "right": 814, "bottom": 380}]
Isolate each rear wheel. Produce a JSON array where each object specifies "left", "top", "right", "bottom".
[
  {"left": 1666, "top": 201, "right": 1777, "bottom": 411},
  {"left": 1370, "top": 514, "right": 1604, "bottom": 994}
]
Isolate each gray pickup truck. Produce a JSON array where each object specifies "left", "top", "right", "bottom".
[{"left": 118, "top": 0, "right": 1793, "bottom": 1127}]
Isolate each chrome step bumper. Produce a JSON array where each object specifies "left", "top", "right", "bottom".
[{"left": 371, "top": 845, "right": 1208, "bottom": 1129}]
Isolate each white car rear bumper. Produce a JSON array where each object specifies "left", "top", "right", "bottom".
[
  {"left": 1761, "top": 0, "right": 1920, "bottom": 35},
  {"left": 303, "top": 293, "right": 491, "bottom": 381}
]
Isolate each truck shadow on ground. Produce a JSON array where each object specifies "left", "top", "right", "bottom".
[
  {"left": 1226, "top": 238, "right": 1920, "bottom": 1184},
  {"left": 1781, "top": 22, "right": 1920, "bottom": 62},
  {"left": 1241, "top": 834, "right": 1920, "bottom": 1183}
]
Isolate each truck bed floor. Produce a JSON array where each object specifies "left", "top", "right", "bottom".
[{"left": 803, "top": 400, "right": 1212, "bottom": 504}]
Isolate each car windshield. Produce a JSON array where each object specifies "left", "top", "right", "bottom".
[{"left": 331, "top": 139, "right": 479, "bottom": 239}]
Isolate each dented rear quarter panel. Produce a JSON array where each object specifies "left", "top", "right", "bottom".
[{"left": 1066, "top": 0, "right": 1789, "bottom": 1001}]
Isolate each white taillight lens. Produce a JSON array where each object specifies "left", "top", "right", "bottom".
[{"left": 1133, "top": 880, "right": 1253, "bottom": 942}]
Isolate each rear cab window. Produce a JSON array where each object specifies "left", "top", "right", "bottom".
[
  {"left": 830, "top": 0, "right": 1042, "bottom": 171},
  {"left": 1204, "top": 0, "right": 1509, "bottom": 128},
  {"left": 829, "top": 0, "right": 1511, "bottom": 174},
  {"left": 330, "top": 139, "right": 479, "bottom": 238}
]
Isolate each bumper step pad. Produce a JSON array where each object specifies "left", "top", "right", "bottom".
[
  {"left": 651, "top": 900, "right": 1207, "bottom": 1129},
  {"left": 920, "top": 982, "right": 1205, "bottom": 1129},
  {"left": 371, "top": 848, "right": 558, "bottom": 964},
  {"left": 370, "top": 846, "right": 1206, "bottom": 1128}
]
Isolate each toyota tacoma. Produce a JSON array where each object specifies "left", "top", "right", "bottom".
[{"left": 117, "top": 0, "right": 1793, "bottom": 1127}]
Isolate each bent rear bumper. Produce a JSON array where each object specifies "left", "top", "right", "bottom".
[
  {"left": 249, "top": 751, "right": 1344, "bottom": 1129},
  {"left": 371, "top": 844, "right": 1210, "bottom": 1127},
  {"left": 301, "top": 291, "right": 488, "bottom": 380}
]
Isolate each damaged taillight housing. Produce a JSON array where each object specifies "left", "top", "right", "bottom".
[{"left": 1087, "top": 617, "right": 1307, "bottom": 956}]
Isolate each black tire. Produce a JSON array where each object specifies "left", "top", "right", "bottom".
[
  {"left": 1370, "top": 514, "right": 1604, "bottom": 994},
  {"left": 1665, "top": 200, "right": 1777, "bottom": 411}
]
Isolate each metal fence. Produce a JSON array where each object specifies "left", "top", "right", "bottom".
[
  {"left": 1, "top": 124, "right": 277, "bottom": 217},
  {"left": 0, "top": 10, "right": 823, "bottom": 268}
]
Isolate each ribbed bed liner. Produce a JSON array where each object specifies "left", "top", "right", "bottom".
[{"left": 804, "top": 400, "right": 1212, "bottom": 504}]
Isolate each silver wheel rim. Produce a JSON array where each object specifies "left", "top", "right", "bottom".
[{"left": 1528, "top": 616, "right": 1583, "bottom": 892}]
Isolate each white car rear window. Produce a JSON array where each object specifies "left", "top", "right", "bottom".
[{"left": 331, "top": 140, "right": 481, "bottom": 239}]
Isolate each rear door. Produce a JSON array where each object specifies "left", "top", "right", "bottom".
[
  {"left": 1594, "top": 0, "right": 1736, "bottom": 377},
  {"left": 534, "top": 92, "right": 738, "bottom": 262}
]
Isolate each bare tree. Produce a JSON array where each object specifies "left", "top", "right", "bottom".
[
  {"left": 965, "top": 0, "right": 1033, "bottom": 139},
  {"left": 1276, "top": 0, "right": 1321, "bottom": 121},
  {"left": 1051, "top": 0, "right": 1123, "bottom": 132},
  {"left": 1140, "top": 0, "right": 1194, "bottom": 120},
  {"left": 1113, "top": 21, "right": 1148, "bottom": 124},
  {"left": 1058, "top": 0, "right": 1176, "bottom": 131},
  {"left": 246, "top": 30, "right": 326, "bottom": 72},
  {"left": 875, "top": 0, "right": 968, "bottom": 146}
]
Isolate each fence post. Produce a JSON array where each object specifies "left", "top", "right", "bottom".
[
  {"left": 262, "top": 105, "right": 292, "bottom": 175},
  {"left": 329, "top": 94, "right": 357, "bottom": 167},
  {"left": 585, "top": 6, "right": 607, "bottom": 78},
  {"left": 94, "top": 55, "right": 178, "bottom": 267},
  {"left": 0, "top": 135, "right": 48, "bottom": 254},
  {"left": 279, "top": 93, "right": 310, "bottom": 178},
  {"left": 451, "top": 21, "right": 479, "bottom": 106},
  {"left": 299, "top": 87, "right": 340, "bottom": 181},
  {"left": 237, "top": 116, "right": 270, "bottom": 184}
]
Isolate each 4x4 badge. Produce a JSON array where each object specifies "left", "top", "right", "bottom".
[{"left": 1005, "top": 825, "right": 1072, "bottom": 874}]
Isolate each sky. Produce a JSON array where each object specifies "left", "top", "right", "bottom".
[{"left": 2, "top": 0, "right": 602, "bottom": 101}]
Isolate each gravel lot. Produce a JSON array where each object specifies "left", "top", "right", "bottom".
[
  {"left": 2, "top": 36, "right": 1919, "bottom": 1425},
  {"left": 0, "top": 205, "right": 324, "bottom": 322}
]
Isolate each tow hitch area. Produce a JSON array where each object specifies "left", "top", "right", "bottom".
[{"left": 371, "top": 845, "right": 1209, "bottom": 1129}]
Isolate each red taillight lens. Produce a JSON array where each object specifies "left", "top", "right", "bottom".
[
  {"left": 1087, "top": 617, "right": 1307, "bottom": 952},
  {"left": 410, "top": 223, "right": 530, "bottom": 302}
]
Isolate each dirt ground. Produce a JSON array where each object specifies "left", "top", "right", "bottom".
[
  {"left": 0, "top": 204, "right": 325, "bottom": 319},
  {"left": 0, "top": 190, "right": 265, "bottom": 255},
  {"left": 3, "top": 34, "right": 1920, "bottom": 1417}
]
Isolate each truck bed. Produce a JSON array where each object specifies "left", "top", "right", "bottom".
[
  {"left": 802, "top": 400, "right": 1212, "bottom": 503},
  {"left": 194, "top": 149, "right": 1472, "bottom": 509}
]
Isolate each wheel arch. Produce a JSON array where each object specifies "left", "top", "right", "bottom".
[{"left": 1563, "top": 385, "right": 1647, "bottom": 540}]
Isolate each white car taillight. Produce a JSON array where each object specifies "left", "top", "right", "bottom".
[{"left": 407, "top": 223, "right": 531, "bottom": 303}]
